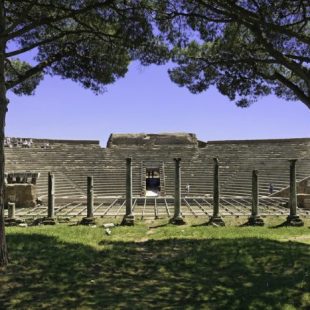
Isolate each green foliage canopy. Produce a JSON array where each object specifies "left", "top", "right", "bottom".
[
  {"left": 154, "top": 0, "right": 310, "bottom": 108},
  {"left": 3, "top": 0, "right": 168, "bottom": 96}
]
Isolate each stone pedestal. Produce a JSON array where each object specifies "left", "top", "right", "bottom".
[
  {"left": 8, "top": 202, "right": 15, "bottom": 219},
  {"left": 121, "top": 158, "right": 135, "bottom": 226},
  {"left": 169, "top": 215, "right": 186, "bottom": 225},
  {"left": 170, "top": 158, "right": 186, "bottom": 225},
  {"left": 80, "top": 217, "right": 96, "bottom": 225},
  {"left": 248, "top": 215, "right": 264, "bottom": 226},
  {"left": 5, "top": 202, "right": 25, "bottom": 226},
  {"left": 208, "top": 216, "right": 225, "bottom": 227},
  {"left": 286, "top": 215, "right": 304, "bottom": 227},
  {"left": 42, "top": 217, "right": 57, "bottom": 225},
  {"left": 121, "top": 214, "right": 135, "bottom": 226}
]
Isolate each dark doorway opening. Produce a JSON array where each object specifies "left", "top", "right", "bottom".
[{"left": 146, "top": 168, "right": 160, "bottom": 196}]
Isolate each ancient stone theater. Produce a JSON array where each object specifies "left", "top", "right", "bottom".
[{"left": 4, "top": 133, "right": 310, "bottom": 221}]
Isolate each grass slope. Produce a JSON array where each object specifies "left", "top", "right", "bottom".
[{"left": 1, "top": 217, "right": 310, "bottom": 310}]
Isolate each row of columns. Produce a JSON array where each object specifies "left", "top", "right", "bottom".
[
  {"left": 121, "top": 157, "right": 304, "bottom": 226},
  {"left": 7, "top": 158, "right": 303, "bottom": 226}
]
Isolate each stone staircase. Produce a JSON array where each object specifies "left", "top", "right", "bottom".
[
  {"left": 202, "top": 138, "right": 310, "bottom": 196},
  {"left": 4, "top": 136, "right": 310, "bottom": 201},
  {"left": 5, "top": 139, "right": 102, "bottom": 200}
]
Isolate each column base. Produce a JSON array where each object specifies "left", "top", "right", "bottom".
[
  {"left": 4, "top": 218, "right": 25, "bottom": 227},
  {"left": 42, "top": 217, "right": 57, "bottom": 225},
  {"left": 248, "top": 215, "right": 264, "bottom": 226},
  {"left": 169, "top": 215, "right": 186, "bottom": 225},
  {"left": 121, "top": 214, "right": 135, "bottom": 226},
  {"left": 80, "top": 217, "right": 96, "bottom": 225},
  {"left": 208, "top": 216, "right": 225, "bottom": 227},
  {"left": 286, "top": 215, "right": 304, "bottom": 227}
]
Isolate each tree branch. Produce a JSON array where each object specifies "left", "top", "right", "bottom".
[
  {"left": 274, "top": 71, "right": 310, "bottom": 109},
  {"left": 245, "top": 24, "right": 310, "bottom": 85},
  {"left": 5, "top": 53, "right": 62, "bottom": 90},
  {"left": 2, "top": 0, "right": 116, "bottom": 41}
]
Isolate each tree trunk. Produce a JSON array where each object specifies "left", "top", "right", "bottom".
[
  {"left": 0, "top": 97, "right": 8, "bottom": 268},
  {"left": 0, "top": 0, "right": 8, "bottom": 268}
]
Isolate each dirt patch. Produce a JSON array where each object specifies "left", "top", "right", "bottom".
[
  {"left": 285, "top": 235, "right": 310, "bottom": 243},
  {"left": 136, "top": 237, "right": 149, "bottom": 243},
  {"left": 147, "top": 228, "right": 156, "bottom": 235}
]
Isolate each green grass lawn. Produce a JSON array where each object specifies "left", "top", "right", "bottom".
[{"left": 1, "top": 217, "right": 310, "bottom": 309}]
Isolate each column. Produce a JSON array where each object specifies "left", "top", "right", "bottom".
[
  {"left": 81, "top": 176, "right": 96, "bottom": 225},
  {"left": 252, "top": 170, "right": 258, "bottom": 216},
  {"left": 248, "top": 170, "right": 264, "bottom": 226},
  {"left": 48, "top": 172, "right": 55, "bottom": 218},
  {"left": 121, "top": 158, "right": 135, "bottom": 225},
  {"left": 213, "top": 157, "right": 220, "bottom": 217},
  {"left": 87, "top": 176, "right": 94, "bottom": 218},
  {"left": 43, "top": 172, "right": 56, "bottom": 225},
  {"left": 209, "top": 158, "right": 225, "bottom": 226},
  {"left": 287, "top": 159, "right": 304, "bottom": 226},
  {"left": 289, "top": 159, "right": 297, "bottom": 216},
  {"left": 170, "top": 158, "right": 185, "bottom": 224}
]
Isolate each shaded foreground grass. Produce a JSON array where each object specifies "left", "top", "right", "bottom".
[{"left": 1, "top": 218, "right": 310, "bottom": 309}]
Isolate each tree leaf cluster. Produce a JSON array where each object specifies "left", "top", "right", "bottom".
[
  {"left": 153, "top": 0, "right": 310, "bottom": 108},
  {"left": 3, "top": 0, "right": 169, "bottom": 95}
]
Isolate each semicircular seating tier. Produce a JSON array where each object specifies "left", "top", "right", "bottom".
[{"left": 5, "top": 134, "right": 310, "bottom": 201}]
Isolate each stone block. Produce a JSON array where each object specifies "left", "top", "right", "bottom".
[
  {"left": 297, "top": 194, "right": 310, "bottom": 209},
  {"left": 286, "top": 215, "right": 304, "bottom": 227},
  {"left": 121, "top": 214, "right": 135, "bottom": 226},
  {"left": 248, "top": 215, "right": 264, "bottom": 226},
  {"left": 169, "top": 215, "right": 186, "bottom": 225},
  {"left": 80, "top": 217, "right": 96, "bottom": 225},
  {"left": 4, "top": 218, "right": 25, "bottom": 227},
  {"left": 103, "top": 223, "right": 115, "bottom": 228},
  {"left": 42, "top": 217, "right": 57, "bottom": 225},
  {"left": 208, "top": 216, "right": 225, "bottom": 227},
  {"left": 5, "top": 184, "right": 36, "bottom": 208}
]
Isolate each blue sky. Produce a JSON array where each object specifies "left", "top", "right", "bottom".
[{"left": 6, "top": 61, "right": 310, "bottom": 147}]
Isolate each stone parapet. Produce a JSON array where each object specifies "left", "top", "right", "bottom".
[
  {"left": 5, "top": 172, "right": 40, "bottom": 184},
  {"left": 107, "top": 133, "right": 198, "bottom": 148}
]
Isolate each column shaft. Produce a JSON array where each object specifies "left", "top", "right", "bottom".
[
  {"left": 289, "top": 159, "right": 298, "bottom": 216},
  {"left": 87, "top": 176, "right": 94, "bottom": 218},
  {"left": 252, "top": 170, "right": 259, "bottom": 216},
  {"left": 48, "top": 172, "right": 55, "bottom": 218},
  {"left": 174, "top": 158, "right": 182, "bottom": 218},
  {"left": 126, "top": 158, "right": 132, "bottom": 216},
  {"left": 213, "top": 158, "right": 220, "bottom": 217}
]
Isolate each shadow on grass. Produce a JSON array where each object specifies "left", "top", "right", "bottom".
[
  {"left": 1, "top": 234, "right": 310, "bottom": 309},
  {"left": 148, "top": 223, "right": 170, "bottom": 229},
  {"left": 271, "top": 221, "right": 291, "bottom": 228}
]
